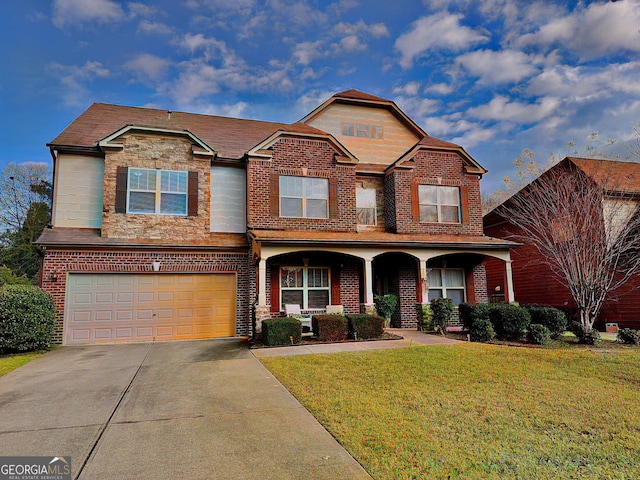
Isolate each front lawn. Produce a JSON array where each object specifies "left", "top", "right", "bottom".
[
  {"left": 262, "top": 344, "right": 640, "bottom": 479},
  {"left": 0, "top": 351, "right": 45, "bottom": 377}
]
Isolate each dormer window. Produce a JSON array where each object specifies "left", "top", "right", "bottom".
[
  {"left": 279, "top": 176, "right": 328, "bottom": 219},
  {"left": 418, "top": 185, "right": 461, "bottom": 223}
]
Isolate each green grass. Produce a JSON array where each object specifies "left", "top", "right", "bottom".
[
  {"left": 262, "top": 344, "right": 640, "bottom": 479},
  {"left": 0, "top": 351, "right": 46, "bottom": 377}
]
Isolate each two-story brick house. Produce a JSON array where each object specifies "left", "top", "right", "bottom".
[{"left": 39, "top": 89, "right": 516, "bottom": 344}]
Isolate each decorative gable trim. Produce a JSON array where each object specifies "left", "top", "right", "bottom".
[
  {"left": 247, "top": 130, "right": 358, "bottom": 164},
  {"left": 300, "top": 92, "right": 428, "bottom": 140},
  {"left": 389, "top": 144, "right": 488, "bottom": 176},
  {"left": 98, "top": 125, "right": 216, "bottom": 157}
]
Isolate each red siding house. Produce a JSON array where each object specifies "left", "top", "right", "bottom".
[
  {"left": 484, "top": 156, "right": 640, "bottom": 330},
  {"left": 40, "top": 89, "right": 516, "bottom": 345}
]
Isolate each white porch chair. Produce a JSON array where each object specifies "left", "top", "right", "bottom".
[
  {"left": 325, "top": 304, "right": 344, "bottom": 314},
  {"left": 285, "top": 304, "right": 312, "bottom": 332}
]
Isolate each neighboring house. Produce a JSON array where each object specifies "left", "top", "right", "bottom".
[
  {"left": 484, "top": 156, "right": 640, "bottom": 330},
  {"left": 40, "top": 89, "right": 516, "bottom": 345}
]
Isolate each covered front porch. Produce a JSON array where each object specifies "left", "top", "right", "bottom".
[{"left": 250, "top": 230, "right": 517, "bottom": 334}]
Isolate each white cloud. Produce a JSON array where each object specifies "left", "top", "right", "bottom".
[
  {"left": 424, "top": 83, "right": 455, "bottom": 95},
  {"left": 52, "top": 0, "right": 124, "bottom": 28},
  {"left": 468, "top": 95, "right": 560, "bottom": 124},
  {"left": 137, "top": 20, "right": 173, "bottom": 35},
  {"left": 125, "top": 54, "right": 171, "bottom": 81},
  {"left": 335, "top": 35, "right": 366, "bottom": 53},
  {"left": 395, "top": 96, "right": 440, "bottom": 117},
  {"left": 395, "top": 12, "right": 489, "bottom": 69},
  {"left": 456, "top": 49, "right": 541, "bottom": 84},
  {"left": 190, "top": 101, "right": 249, "bottom": 118},
  {"left": 333, "top": 20, "right": 389, "bottom": 38},
  {"left": 49, "top": 60, "right": 110, "bottom": 106},
  {"left": 127, "top": 3, "right": 163, "bottom": 18},
  {"left": 518, "top": 1, "right": 640, "bottom": 59},
  {"left": 393, "top": 82, "right": 421, "bottom": 96},
  {"left": 292, "top": 41, "right": 325, "bottom": 66}
]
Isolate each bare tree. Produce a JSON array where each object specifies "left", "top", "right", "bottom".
[
  {"left": 496, "top": 159, "right": 640, "bottom": 331},
  {"left": 0, "top": 162, "right": 50, "bottom": 233}
]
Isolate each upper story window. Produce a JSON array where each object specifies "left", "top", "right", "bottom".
[
  {"left": 418, "top": 185, "right": 460, "bottom": 223},
  {"left": 356, "top": 188, "right": 376, "bottom": 225},
  {"left": 341, "top": 122, "right": 383, "bottom": 139},
  {"left": 280, "top": 176, "right": 328, "bottom": 219},
  {"left": 128, "top": 168, "right": 188, "bottom": 215}
]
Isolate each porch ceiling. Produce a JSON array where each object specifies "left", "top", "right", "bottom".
[{"left": 249, "top": 229, "right": 519, "bottom": 250}]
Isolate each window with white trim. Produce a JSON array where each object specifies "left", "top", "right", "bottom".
[
  {"left": 356, "top": 187, "right": 376, "bottom": 225},
  {"left": 279, "top": 176, "right": 328, "bottom": 218},
  {"left": 128, "top": 168, "right": 188, "bottom": 215},
  {"left": 341, "top": 122, "right": 383, "bottom": 139},
  {"left": 428, "top": 268, "right": 465, "bottom": 305},
  {"left": 418, "top": 185, "right": 460, "bottom": 223},
  {"left": 280, "top": 266, "right": 330, "bottom": 309}
]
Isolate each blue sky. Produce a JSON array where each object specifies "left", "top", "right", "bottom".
[{"left": 1, "top": 0, "right": 639, "bottom": 193}]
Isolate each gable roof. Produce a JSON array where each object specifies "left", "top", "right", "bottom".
[
  {"left": 567, "top": 157, "right": 640, "bottom": 194},
  {"left": 48, "top": 103, "right": 290, "bottom": 159}
]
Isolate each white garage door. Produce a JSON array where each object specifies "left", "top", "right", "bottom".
[{"left": 65, "top": 273, "right": 236, "bottom": 345}]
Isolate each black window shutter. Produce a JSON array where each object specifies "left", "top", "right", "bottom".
[{"left": 115, "top": 166, "right": 128, "bottom": 213}]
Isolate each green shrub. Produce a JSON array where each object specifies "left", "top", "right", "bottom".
[
  {"left": 346, "top": 314, "right": 385, "bottom": 340},
  {"left": 312, "top": 314, "right": 348, "bottom": 342},
  {"left": 418, "top": 304, "right": 434, "bottom": 332},
  {"left": 261, "top": 317, "right": 301, "bottom": 346},
  {"left": 0, "top": 285, "right": 55, "bottom": 353},
  {"left": 469, "top": 318, "right": 495, "bottom": 343},
  {"left": 489, "top": 303, "right": 531, "bottom": 341},
  {"left": 459, "top": 302, "right": 492, "bottom": 331},
  {"left": 430, "top": 298, "right": 454, "bottom": 333},
  {"left": 617, "top": 328, "right": 640, "bottom": 345},
  {"left": 374, "top": 294, "right": 398, "bottom": 325},
  {"left": 527, "top": 323, "right": 551, "bottom": 345},
  {"left": 570, "top": 322, "right": 601, "bottom": 345},
  {"left": 526, "top": 306, "right": 567, "bottom": 338}
]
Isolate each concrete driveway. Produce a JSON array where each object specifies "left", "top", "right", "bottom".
[{"left": 0, "top": 339, "right": 371, "bottom": 480}]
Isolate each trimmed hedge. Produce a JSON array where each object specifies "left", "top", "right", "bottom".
[
  {"left": 312, "top": 314, "right": 348, "bottom": 342},
  {"left": 526, "top": 306, "right": 567, "bottom": 338},
  {"left": 469, "top": 318, "right": 495, "bottom": 343},
  {"left": 527, "top": 323, "right": 551, "bottom": 345},
  {"left": 261, "top": 317, "right": 301, "bottom": 346},
  {"left": 617, "top": 328, "right": 640, "bottom": 345},
  {"left": 346, "top": 314, "right": 385, "bottom": 340},
  {"left": 0, "top": 285, "right": 55, "bottom": 353},
  {"left": 489, "top": 303, "right": 531, "bottom": 341},
  {"left": 459, "top": 302, "right": 492, "bottom": 331}
]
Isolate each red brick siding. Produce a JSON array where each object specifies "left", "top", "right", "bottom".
[
  {"left": 247, "top": 137, "right": 357, "bottom": 232},
  {"left": 472, "top": 262, "right": 488, "bottom": 303},
  {"left": 41, "top": 249, "right": 254, "bottom": 343},
  {"left": 398, "top": 264, "right": 418, "bottom": 328},
  {"left": 388, "top": 151, "right": 483, "bottom": 235}
]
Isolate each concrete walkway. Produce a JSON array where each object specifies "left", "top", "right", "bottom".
[
  {"left": 0, "top": 339, "right": 371, "bottom": 480},
  {"left": 252, "top": 328, "right": 460, "bottom": 358}
]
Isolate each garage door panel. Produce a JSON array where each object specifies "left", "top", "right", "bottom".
[{"left": 65, "top": 273, "right": 236, "bottom": 344}]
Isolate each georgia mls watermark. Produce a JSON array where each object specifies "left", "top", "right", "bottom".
[{"left": 0, "top": 457, "right": 70, "bottom": 480}]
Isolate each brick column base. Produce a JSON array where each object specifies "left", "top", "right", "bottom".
[{"left": 254, "top": 305, "right": 270, "bottom": 337}]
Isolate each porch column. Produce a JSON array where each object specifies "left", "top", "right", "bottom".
[
  {"left": 258, "top": 258, "right": 267, "bottom": 306},
  {"left": 361, "top": 257, "right": 376, "bottom": 314},
  {"left": 365, "top": 258, "right": 373, "bottom": 304},
  {"left": 505, "top": 260, "right": 515, "bottom": 303},
  {"left": 419, "top": 260, "right": 429, "bottom": 304}
]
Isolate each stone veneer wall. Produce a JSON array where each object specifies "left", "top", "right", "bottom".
[
  {"left": 101, "top": 133, "right": 211, "bottom": 240},
  {"left": 41, "top": 249, "right": 254, "bottom": 343}
]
